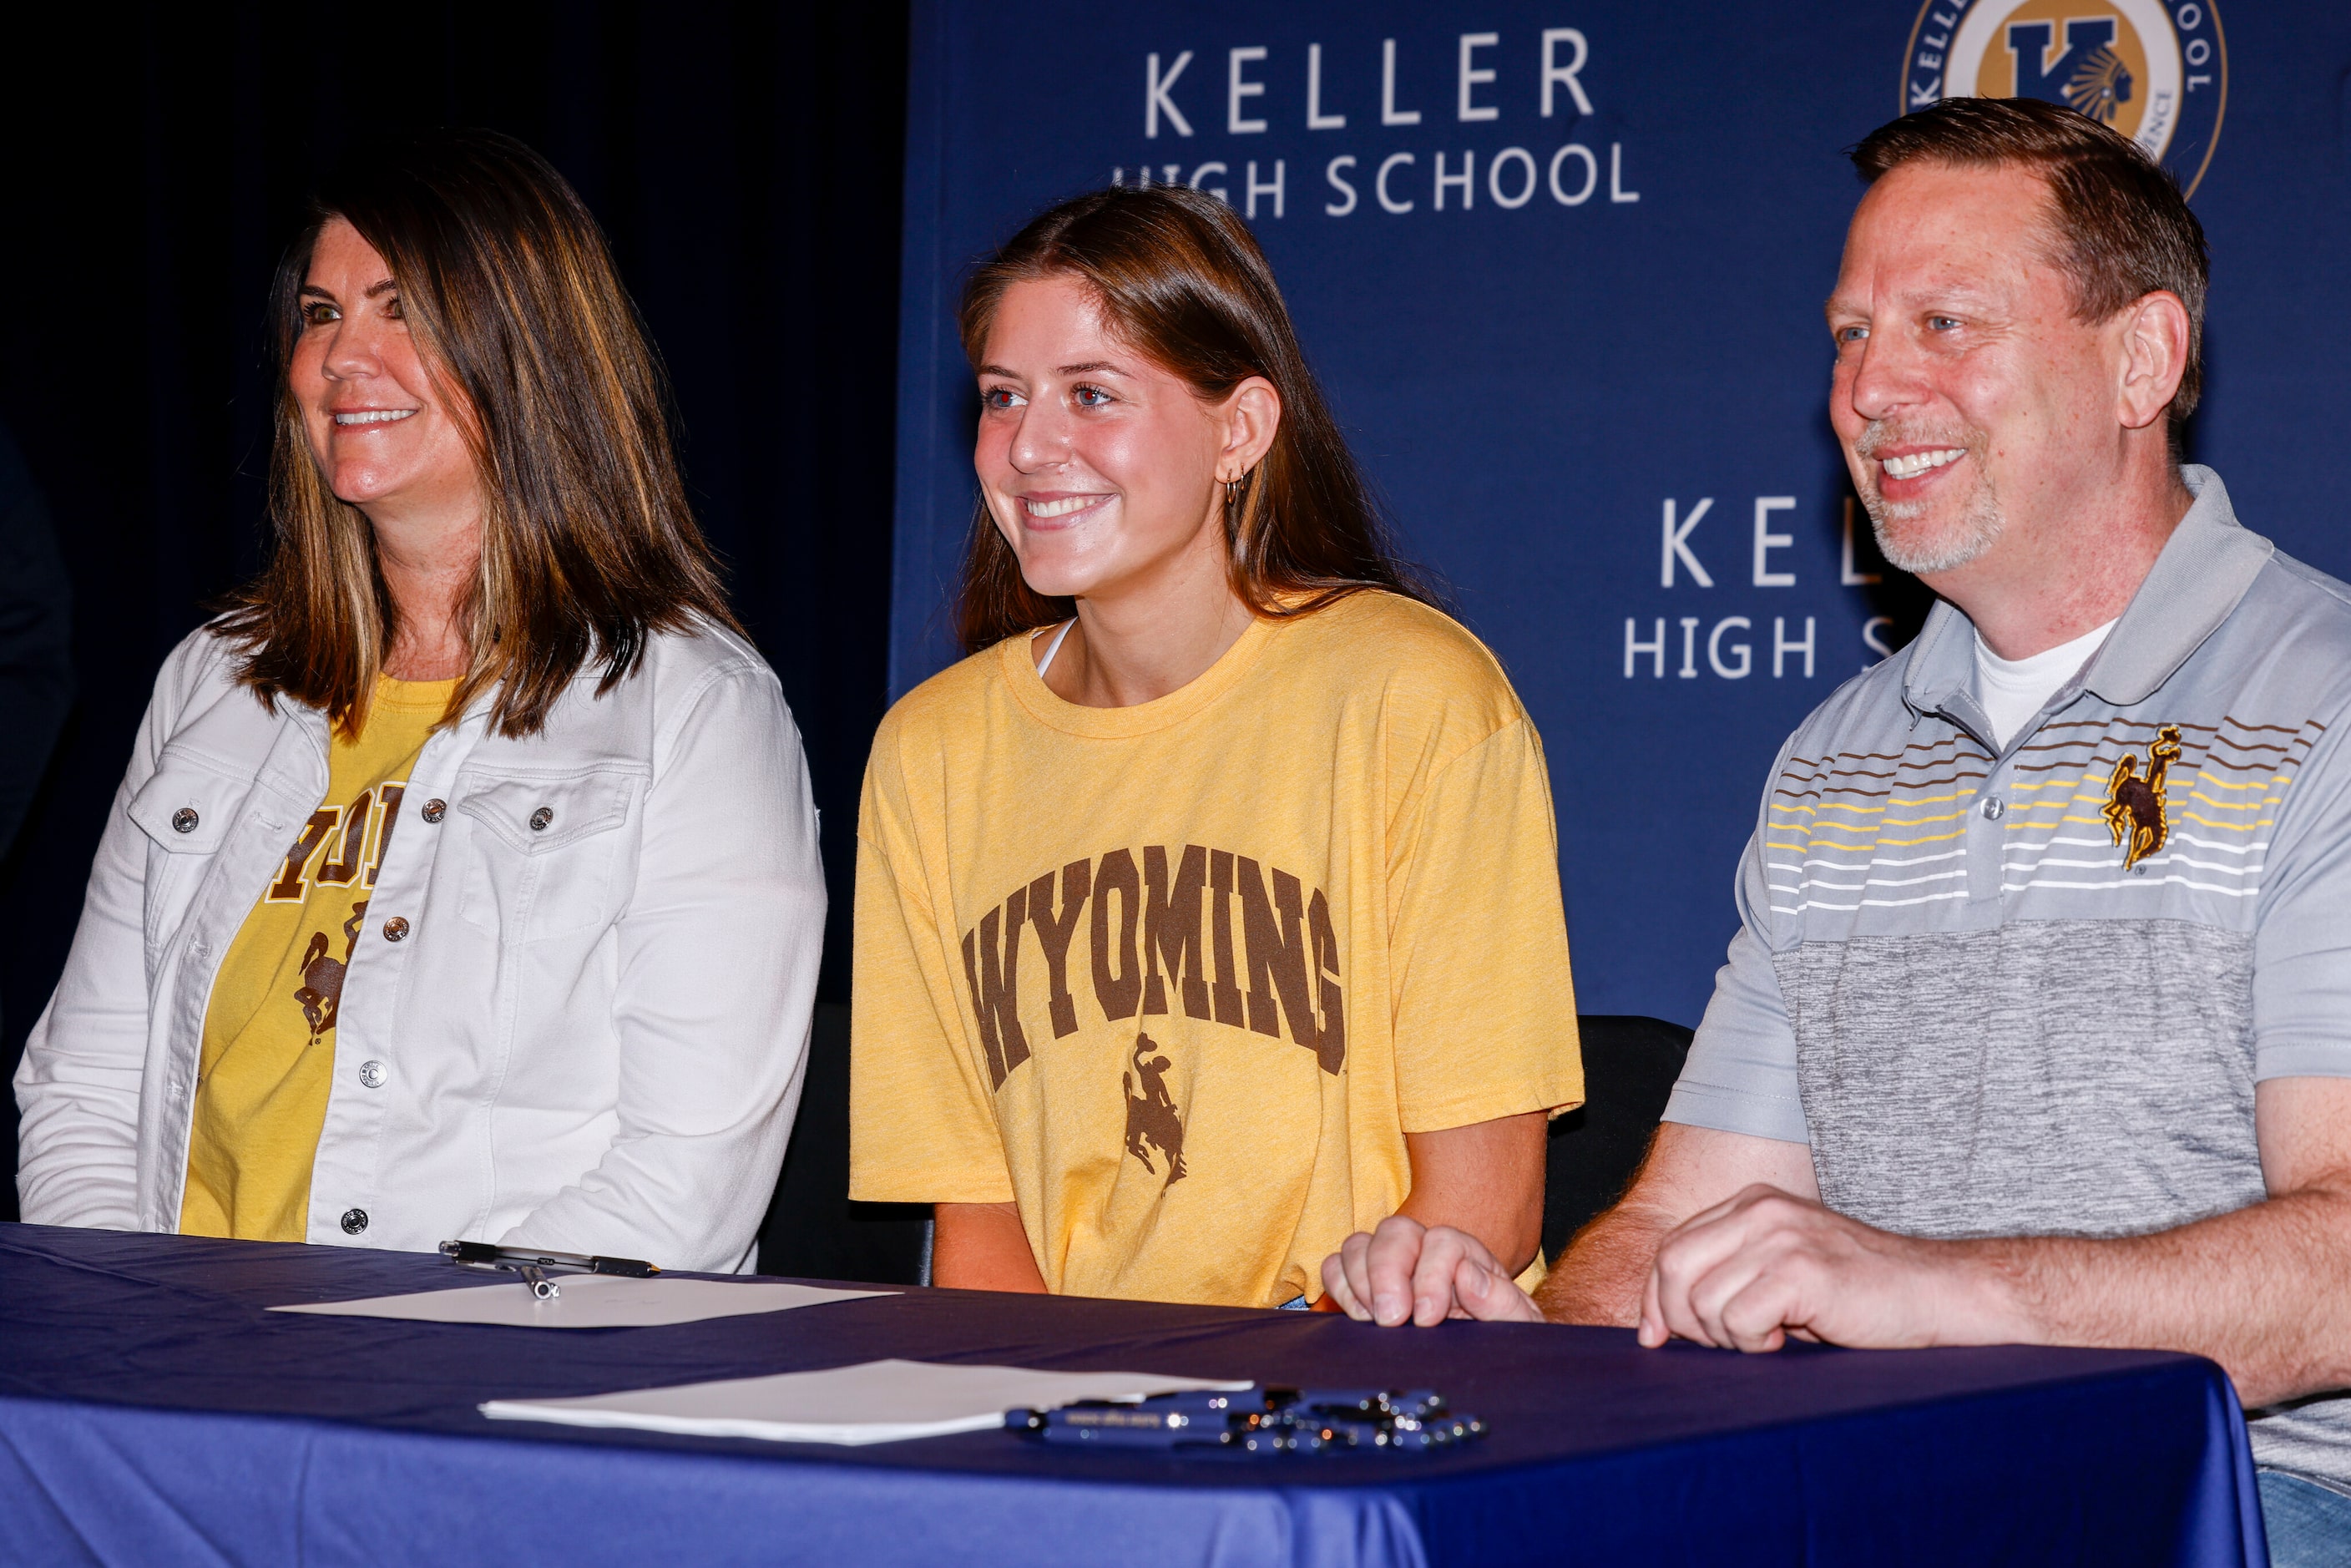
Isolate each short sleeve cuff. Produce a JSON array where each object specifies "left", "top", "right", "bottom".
[
  {"left": 1397, "top": 1077, "right": 1585, "bottom": 1136},
  {"left": 1661, "top": 1077, "right": 1812, "bottom": 1146},
  {"left": 847, "top": 1171, "right": 1015, "bottom": 1205},
  {"left": 2252, "top": 1043, "right": 2351, "bottom": 1083}
]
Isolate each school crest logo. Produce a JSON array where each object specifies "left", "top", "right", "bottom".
[{"left": 1903, "top": 0, "right": 2227, "bottom": 195}]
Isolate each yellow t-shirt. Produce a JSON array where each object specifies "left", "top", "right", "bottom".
[
  {"left": 850, "top": 591, "right": 1582, "bottom": 1307},
  {"left": 180, "top": 676, "right": 455, "bottom": 1241}
]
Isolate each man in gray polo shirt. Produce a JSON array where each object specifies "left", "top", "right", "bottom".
[{"left": 1321, "top": 99, "right": 2351, "bottom": 1556}]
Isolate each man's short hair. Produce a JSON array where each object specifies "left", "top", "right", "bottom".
[{"left": 1852, "top": 98, "right": 2211, "bottom": 426}]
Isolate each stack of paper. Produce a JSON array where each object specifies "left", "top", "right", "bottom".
[
  {"left": 479, "top": 1358, "right": 1253, "bottom": 1445},
  {"left": 270, "top": 1274, "right": 890, "bottom": 1329}
]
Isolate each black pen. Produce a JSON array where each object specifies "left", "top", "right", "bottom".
[{"left": 437, "top": 1240, "right": 661, "bottom": 1300}]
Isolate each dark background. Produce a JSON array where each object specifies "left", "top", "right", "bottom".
[{"left": 0, "top": 5, "right": 923, "bottom": 1272}]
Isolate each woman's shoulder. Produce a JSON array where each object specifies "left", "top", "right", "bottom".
[
  {"left": 871, "top": 640, "right": 1013, "bottom": 751},
  {"left": 153, "top": 620, "right": 265, "bottom": 729},
  {"left": 856, "top": 644, "right": 1019, "bottom": 829},
  {"left": 169, "top": 620, "right": 247, "bottom": 690},
  {"left": 635, "top": 616, "right": 778, "bottom": 687},
  {"left": 1276, "top": 590, "right": 1525, "bottom": 725},
  {"left": 581, "top": 618, "right": 782, "bottom": 733},
  {"left": 508, "top": 620, "right": 790, "bottom": 764},
  {"left": 114, "top": 623, "right": 300, "bottom": 781}
]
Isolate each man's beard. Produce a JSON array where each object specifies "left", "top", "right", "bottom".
[{"left": 1854, "top": 422, "right": 2004, "bottom": 575}]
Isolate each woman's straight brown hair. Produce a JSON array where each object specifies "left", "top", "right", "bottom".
[
  {"left": 216, "top": 129, "right": 739, "bottom": 739},
  {"left": 954, "top": 185, "right": 1432, "bottom": 653}
]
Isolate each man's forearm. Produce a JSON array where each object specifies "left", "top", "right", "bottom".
[
  {"left": 1965, "top": 1186, "right": 2351, "bottom": 1408},
  {"left": 1535, "top": 1201, "right": 1671, "bottom": 1325}
]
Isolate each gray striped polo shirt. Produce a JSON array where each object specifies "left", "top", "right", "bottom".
[{"left": 1667, "top": 466, "right": 2351, "bottom": 1490}]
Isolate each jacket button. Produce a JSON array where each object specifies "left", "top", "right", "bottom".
[
  {"left": 340, "top": 1208, "right": 369, "bottom": 1235},
  {"left": 358, "top": 1060, "right": 387, "bottom": 1089},
  {"left": 382, "top": 916, "right": 411, "bottom": 942},
  {"left": 421, "top": 799, "right": 447, "bottom": 824},
  {"left": 171, "top": 807, "right": 200, "bottom": 834},
  {"left": 529, "top": 806, "right": 554, "bottom": 832}
]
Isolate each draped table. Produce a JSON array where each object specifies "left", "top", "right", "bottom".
[{"left": 0, "top": 1223, "right": 2263, "bottom": 1565}]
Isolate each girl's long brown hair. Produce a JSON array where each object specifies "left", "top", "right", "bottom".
[
  {"left": 955, "top": 185, "right": 1432, "bottom": 653},
  {"left": 215, "top": 129, "right": 739, "bottom": 739}
]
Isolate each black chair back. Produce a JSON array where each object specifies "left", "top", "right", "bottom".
[
  {"left": 1542, "top": 1015, "right": 1693, "bottom": 1258},
  {"left": 760, "top": 1003, "right": 930, "bottom": 1283}
]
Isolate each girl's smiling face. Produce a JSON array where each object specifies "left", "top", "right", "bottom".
[{"left": 974, "top": 274, "right": 1275, "bottom": 604}]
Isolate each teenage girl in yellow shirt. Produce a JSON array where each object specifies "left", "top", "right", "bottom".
[{"left": 851, "top": 187, "right": 1584, "bottom": 1308}]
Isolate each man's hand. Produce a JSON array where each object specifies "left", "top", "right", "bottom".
[
  {"left": 1641, "top": 1183, "right": 2016, "bottom": 1352},
  {"left": 1321, "top": 1216, "right": 1546, "bottom": 1326}
]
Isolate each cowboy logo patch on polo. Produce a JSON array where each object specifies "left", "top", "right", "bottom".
[{"left": 2103, "top": 723, "right": 2184, "bottom": 869}]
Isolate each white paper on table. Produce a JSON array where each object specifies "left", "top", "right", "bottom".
[
  {"left": 478, "top": 1358, "right": 1253, "bottom": 1445},
  {"left": 269, "top": 1273, "right": 892, "bottom": 1329}
]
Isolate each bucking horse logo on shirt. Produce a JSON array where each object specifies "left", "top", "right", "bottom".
[
  {"left": 2103, "top": 724, "right": 2184, "bottom": 871},
  {"left": 294, "top": 902, "right": 368, "bottom": 1044},
  {"left": 1123, "top": 1032, "right": 1188, "bottom": 1187}
]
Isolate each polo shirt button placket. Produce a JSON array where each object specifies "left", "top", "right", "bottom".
[{"left": 1967, "top": 761, "right": 2011, "bottom": 904}]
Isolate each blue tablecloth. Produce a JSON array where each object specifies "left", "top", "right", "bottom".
[{"left": 0, "top": 1223, "right": 2263, "bottom": 1566}]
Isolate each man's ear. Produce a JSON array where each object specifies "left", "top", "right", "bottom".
[
  {"left": 1215, "top": 377, "right": 1283, "bottom": 480},
  {"left": 2116, "top": 290, "right": 2192, "bottom": 432}
]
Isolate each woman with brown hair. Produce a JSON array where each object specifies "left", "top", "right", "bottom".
[
  {"left": 851, "top": 185, "right": 1581, "bottom": 1308},
  {"left": 15, "top": 132, "right": 824, "bottom": 1272}
]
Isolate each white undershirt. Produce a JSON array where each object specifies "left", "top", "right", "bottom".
[
  {"left": 1972, "top": 618, "right": 2116, "bottom": 751},
  {"left": 1034, "top": 619, "right": 1076, "bottom": 677}
]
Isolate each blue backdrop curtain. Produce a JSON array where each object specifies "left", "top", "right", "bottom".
[{"left": 889, "top": 0, "right": 2338, "bottom": 1026}]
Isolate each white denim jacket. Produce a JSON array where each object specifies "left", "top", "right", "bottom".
[{"left": 14, "top": 620, "right": 823, "bottom": 1272}]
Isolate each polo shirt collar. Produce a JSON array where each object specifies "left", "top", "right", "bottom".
[{"left": 1901, "top": 464, "right": 2270, "bottom": 726}]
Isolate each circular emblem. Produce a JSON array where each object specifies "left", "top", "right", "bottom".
[{"left": 1903, "top": 0, "right": 2226, "bottom": 195}]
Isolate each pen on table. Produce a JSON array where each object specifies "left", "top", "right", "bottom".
[{"left": 437, "top": 1241, "right": 660, "bottom": 1300}]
